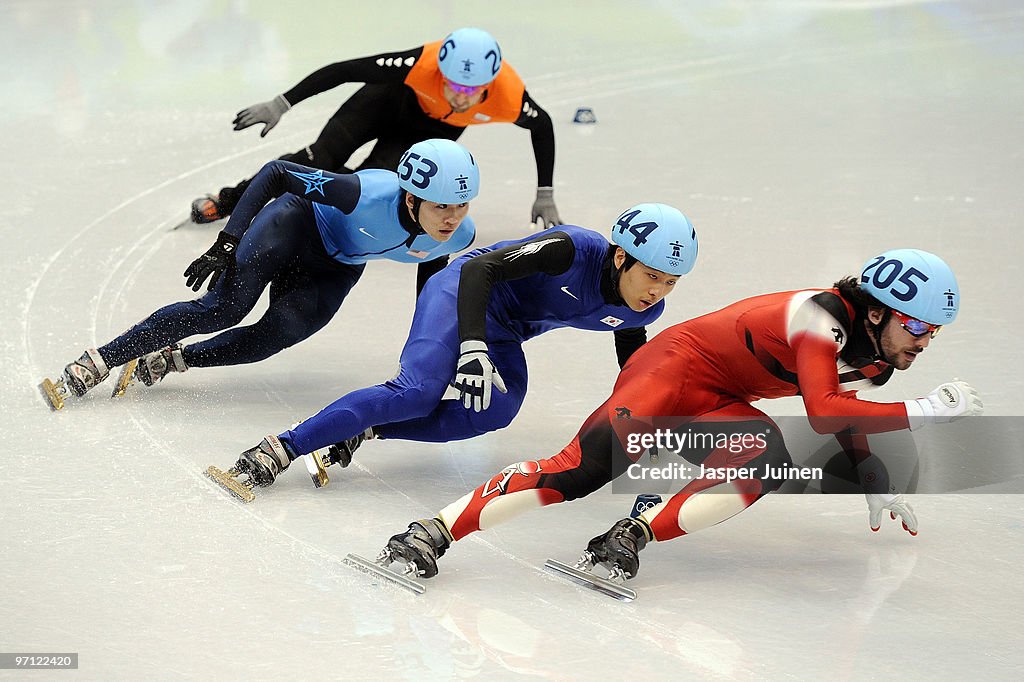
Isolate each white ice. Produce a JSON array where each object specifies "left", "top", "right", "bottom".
[{"left": 2, "top": 0, "right": 1023, "bottom": 679}]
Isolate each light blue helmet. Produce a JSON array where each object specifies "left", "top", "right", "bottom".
[
  {"left": 437, "top": 28, "right": 502, "bottom": 87},
  {"left": 397, "top": 138, "right": 480, "bottom": 204},
  {"left": 611, "top": 203, "right": 698, "bottom": 276},
  {"left": 859, "top": 248, "right": 959, "bottom": 324}
]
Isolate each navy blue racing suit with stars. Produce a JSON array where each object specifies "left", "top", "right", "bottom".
[
  {"left": 279, "top": 226, "right": 663, "bottom": 455},
  {"left": 96, "top": 160, "right": 474, "bottom": 369}
]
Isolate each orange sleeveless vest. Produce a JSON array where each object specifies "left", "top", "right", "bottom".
[{"left": 403, "top": 40, "right": 526, "bottom": 127}]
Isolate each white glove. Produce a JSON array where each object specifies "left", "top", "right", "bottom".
[
  {"left": 866, "top": 492, "right": 918, "bottom": 536},
  {"left": 451, "top": 340, "right": 507, "bottom": 412},
  {"left": 531, "top": 187, "right": 562, "bottom": 230},
  {"left": 232, "top": 94, "right": 291, "bottom": 137},
  {"left": 904, "top": 380, "right": 983, "bottom": 430}
]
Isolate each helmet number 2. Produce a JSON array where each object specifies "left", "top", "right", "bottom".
[
  {"left": 614, "top": 209, "right": 659, "bottom": 247},
  {"left": 398, "top": 151, "right": 439, "bottom": 191},
  {"left": 485, "top": 48, "right": 501, "bottom": 76},
  {"left": 861, "top": 256, "right": 929, "bottom": 303}
]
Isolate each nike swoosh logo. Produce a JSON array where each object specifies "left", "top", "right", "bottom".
[
  {"left": 358, "top": 228, "right": 378, "bottom": 239},
  {"left": 560, "top": 286, "right": 579, "bottom": 300}
]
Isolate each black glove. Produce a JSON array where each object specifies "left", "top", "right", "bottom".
[{"left": 183, "top": 231, "right": 239, "bottom": 292}]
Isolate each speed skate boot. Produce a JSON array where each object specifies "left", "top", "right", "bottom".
[
  {"left": 190, "top": 194, "right": 228, "bottom": 224},
  {"left": 190, "top": 182, "right": 249, "bottom": 224},
  {"left": 205, "top": 435, "right": 293, "bottom": 503},
  {"left": 583, "top": 517, "right": 652, "bottom": 580},
  {"left": 324, "top": 428, "right": 375, "bottom": 468},
  {"left": 381, "top": 518, "right": 453, "bottom": 579},
  {"left": 40, "top": 349, "right": 110, "bottom": 410},
  {"left": 305, "top": 428, "right": 375, "bottom": 488},
  {"left": 235, "top": 436, "right": 292, "bottom": 487},
  {"left": 135, "top": 344, "right": 188, "bottom": 386},
  {"left": 64, "top": 349, "right": 110, "bottom": 396}
]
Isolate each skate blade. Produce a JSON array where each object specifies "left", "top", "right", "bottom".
[
  {"left": 544, "top": 558, "right": 637, "bottom": 602},
  {"left": 204, "top": 465, "right": 256, "bottom": 503},
  {"left": 343, "top": 553, "right": 426, "bottom": 595},
  {"left": 304, "top": 450, "right": 329, "bottom": 488},
  {"left": 170, "top": 214, "right": 196, "bottom": 231},
  {"left": 38, "top": 378, "right": 66, "bottom": 411},
  {"left": 110, "top": 358, "right": 139, "bottom": 398}
]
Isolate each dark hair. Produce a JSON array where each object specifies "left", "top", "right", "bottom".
[{"left": 834, "top": 275, "right": 882, "bottom": 312}]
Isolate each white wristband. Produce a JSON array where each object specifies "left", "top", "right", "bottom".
[{"left": 903, "top": 398, "right": 930, "bottom": 431}]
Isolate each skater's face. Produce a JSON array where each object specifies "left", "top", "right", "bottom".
[
  {"left": 407, "top": 193, "right": 470, "bottom": 241},
  {"left": 867, "top": 307, "right": 933, "bottom": 370},
  {"left": 443, "top": 80, "right": 487, "bottom": 113},
  {"left": 614, "top": 248, "right": 678, "bottom": 312}
]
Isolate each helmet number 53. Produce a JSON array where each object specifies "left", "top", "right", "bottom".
[
  {"left": 861, "top": 256, "right": 929, "bottom": 303},
  {"left": 398, "top": 151, "right": 439, "bottom": 191},
  {"left": 614, "top": 209, "right": 659, "bottom": 247}
]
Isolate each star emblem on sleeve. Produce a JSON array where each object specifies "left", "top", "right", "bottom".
[{"left": 286, "top": 168, "right": 334, "bottom": 196}]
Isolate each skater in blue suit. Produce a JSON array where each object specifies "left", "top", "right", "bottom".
[
  {"left": 219, "top": 203, "right": 701, "bottom": 495},
  {"left": 40, "top": 139, "right": 479, "bottom": 410}
]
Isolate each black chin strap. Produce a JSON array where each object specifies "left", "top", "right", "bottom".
[
  {"left": 600, "top": 245, "right": 628, "bottom": 305},
  {"left": 868, "top": 308, "right": 896, "bottom": 364},
  {"left": 398, "top": 191, "right": 427, "bottom": 247}
]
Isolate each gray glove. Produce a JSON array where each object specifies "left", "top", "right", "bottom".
[
  {"left": 531, "top": 187, "right": 562, "bottom": 230},
  {"left": 232, "top": 94, "right": 291, "bottom": 137}
]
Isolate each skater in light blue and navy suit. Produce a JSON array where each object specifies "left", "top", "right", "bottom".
[{"left": 46, "top": 139, "right": 479, "bottom": 404}]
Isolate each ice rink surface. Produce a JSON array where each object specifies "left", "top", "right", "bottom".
[{"left": 3, "top": 0, "right": 1023, "bottom": 679}]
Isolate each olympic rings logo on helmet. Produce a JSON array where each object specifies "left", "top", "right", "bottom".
[
  {"left": 397, "top": 139, "right": 480, "bottom": 205},
  {"left": 611, "top": 203, "right": 698, "bottom": 276},
  {"left": 859, "top": 248, "right": 959, "bottom": 325},
  {"left": 437, "top": 27, "right": 502, "bottom": 88}
]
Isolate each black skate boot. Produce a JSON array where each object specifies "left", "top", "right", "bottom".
[
  {"left": 63, "top": 349, "right": 110, "bottom": 397},
  {"left": 584, "top": 517, "right": 652, "bottom": 580},
  {"left": 134, "top": 344, "right": 188, "bottom": 386},
  {"left": 190, "top": 181, "right": 250, "bottom": 224},
  {"left": 203, "top": 436, "right": 292, "bottom": 499},
  {"left": 205, "top": 435, "right": 294, "bottom": 503},
  {"left": 304, "top": 428, "right": 374, "bottom": 488},
  {"left": 324, "top": 428, "right": 374, "bottom": 468},
  {"left": 235, "top": 435, "right": 293, "bottom": 487},
  {"left": 383, "top": 518, "right": 453, "bottom": 579}
]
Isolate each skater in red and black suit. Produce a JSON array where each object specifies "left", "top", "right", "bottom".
[{"left": 377, "top": 249, "right": 983, "bottom": 580}]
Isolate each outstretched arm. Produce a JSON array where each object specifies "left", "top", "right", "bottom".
[
  {"left": 233, "top": 47, "right": 424, "bottom": 137},
  {"left": 221, "top": 160, "right": 361, "bottom": 240},
  {"left": 515, "top": 91, "right": 560, "bottom": 228},
  {"left": 282, "top": 47, "right": 424, "bottom": 105}
]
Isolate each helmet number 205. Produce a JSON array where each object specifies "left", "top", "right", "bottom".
[
  {"left": 861, "top": 256, "right": 929, "bottom": 303},
  {"left": 398, "top": 152, "right": 439, "bottom": 191},
  {"left": 615, "top": 209, "right": 659, "bottom": 247}
]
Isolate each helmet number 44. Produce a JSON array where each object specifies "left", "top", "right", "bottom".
[
  {"left": 861, "top": 256, "right": 929, "bottom": 303},
  {"left": 615, "top": 209, "right": 659, "bottom": 247},
  {"left": 398, "top": 152, "right": 439, "bottom": 191}
]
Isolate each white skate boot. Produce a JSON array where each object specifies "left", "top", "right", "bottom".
[
  {"left": 111, "top": 344, "right": 188, "bottom": 398},
  {"left": 39, "top": 349, "right": 110, "bottom": 410},
  {"left": 135, "top": 344, "right": 188, "bottom": 386}
]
